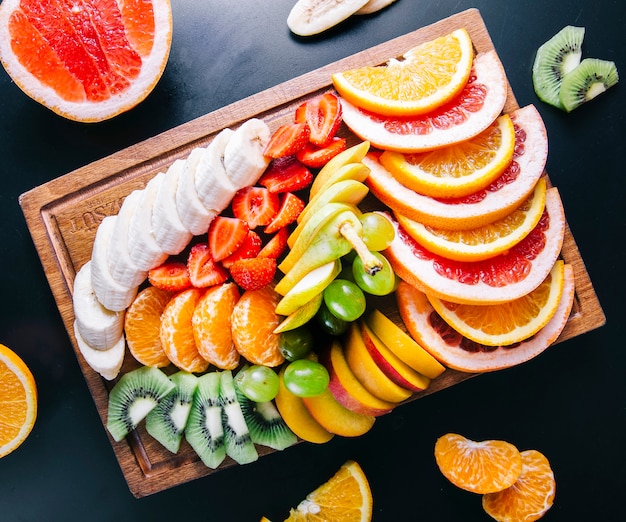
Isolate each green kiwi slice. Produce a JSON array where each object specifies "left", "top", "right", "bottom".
[
  {"left": 532, "top": 25, "right": 585, "bottom": 109},
  {"left": 145, "top": 371, "right": 198, "bottom": 453},
  {"left": 559, "top": 58, "right": 619, "bottom": 112},
  {"left": 106, "top": 366, "right": 175, "bottom": 442}
]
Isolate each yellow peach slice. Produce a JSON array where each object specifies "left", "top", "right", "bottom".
[{"left": 302, "top": 388, "right": 375, "bottom": 437}]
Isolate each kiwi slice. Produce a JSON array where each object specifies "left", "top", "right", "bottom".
[
  {"left": 185, "top": 371, "right": 226, "bottom": 469},
  {"left": 234, "top": 380, "right": 298, "bottom": 451},
  {"left": 220, "top": 370, "right": 259, "bottom": 465},
  {"left": 106, "top": 366, "right": 175, "bottom": 442},
  {"left": 559, "top": 58, "right": 619, "bottom": 112},
  {"left": 532, "top": 25, "right": 585, "bottom": 108},
  {"left": 145, "top": 371, "right": 198, "bottom": 453}
]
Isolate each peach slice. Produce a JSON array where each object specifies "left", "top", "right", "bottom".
[
  {"left": 302, "top": 388, "right": 375, "bottom": 437},
  {"left": 344, "top": 323, "right": 413, "bottom": 403},
  {"left": 365, "top": 309, "right": 446, "bottom": 379},
  {"left": 321, "top": 340, "right": 396, "bottom": 417},
  {"left": 360, "top": 322, "right": 430, "bottom": 392}
]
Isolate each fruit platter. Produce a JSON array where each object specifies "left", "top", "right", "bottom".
[{"left": 19, "top": 9, "right": 605, "bottom": 498}]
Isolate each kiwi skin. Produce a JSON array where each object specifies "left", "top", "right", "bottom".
[{"left": 559, "top": 58, "right": 619, "bottom": 112}]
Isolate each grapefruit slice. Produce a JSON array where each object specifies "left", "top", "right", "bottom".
[
  {"left": 394, "top": 264, "right": 575, "bottom": 373},
  {"left": 339, "top": 51, "right": 508, "bottom": 152}
]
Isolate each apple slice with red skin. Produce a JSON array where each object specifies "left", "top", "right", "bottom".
[{"left": 302, "top": 388, "right": 375, "bottom": 437}]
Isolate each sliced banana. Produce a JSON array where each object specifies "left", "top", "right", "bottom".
[
  {"left": 356, "top": 0, "right": 397, "bottom": 15},
  {"left": 74, "top": 320, "right": 125, "bottom": 381},
  {"left": 73, "top": 261, "right": 124, "bottom": 351},
  {"left": 90, "top": 215, "right": 138, "bottom": 312},
  {"left": 287, "top": 0, "right": 370, "bottom": 36},
  {"left": 152, "top": 159, "right": 193, "bottom": 255},
  {"left": 176, "top": 147, "right": 218, "bottom": 235},
  {"left": 223, "top": 118, "right": 272, "bottom": 191}
]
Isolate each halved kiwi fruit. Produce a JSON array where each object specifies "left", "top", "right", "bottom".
[{"left": 560, "top": 58, "right": 619, "bottom": 112}]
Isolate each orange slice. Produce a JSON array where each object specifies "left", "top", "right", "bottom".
[
  {"left": 332, "top": 28, "right": 474, "bottom": 116},
  {"left": 380, "top": 114, "right": 516, "bottom": 198},
  {"left": 0, "top": 344, "right": 37, "bottom": 458},
  {"left": 435, "top": 433, "right": 522, "bottom": 494},
  {"left": 0, "top": 0, "right": 172, "bottom": 122}
]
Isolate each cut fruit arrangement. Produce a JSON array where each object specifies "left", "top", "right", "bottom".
[{"left": 69, "top": 27, "right": 577, "bottom": 479}]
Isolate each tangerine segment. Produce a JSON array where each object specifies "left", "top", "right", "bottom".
[
  {"left": 435, "top": 433, "right": 522, "bottom": 494},
  {"left": 0, "top": 344, "right": 37, "bottom": 458},
  {"left": 482, "top": 450, "right": 556, "bottom": 522},
  {"left": 160, "top": 288, "right": 209, "bottom": 373},
  {"left": 332, "top": 28, "right": 474, "bottom": 116},
  {"left": 125, "top": 286, "right": 171, "bottom": 367},
  {"left": 285, "top": 460, "right": 373, "bottom": 522},
  {"left": 380, "top": 114, "right": 516, "bottom": 199}
]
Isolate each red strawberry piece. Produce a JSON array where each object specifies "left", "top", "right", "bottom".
[
  {"left": 264, "top": 122, "right": 311, "bottom": 159},
  {"left": 221, "top": 230, "right": 263, "bottom": 268},
  {"left": 294, "top": 92, "right": 343, "bottom": 146},
  {"left": 295, "top": 137, "right": 347, "bottom": 168},
  {"left": 258, "top": 156, "right": 313, "bottom": 193},
  {"left": 258, "top": 227, "right": 290, "bottom": 259},
  {"left": 208, "top": 216, "right": 249, "bottom": 261},
  {"left": 148, "top": 261, "right": 192, "bottom": 292},
  {"left": 187, "top": 243, "right": 229, "bottom": 288},
  {"left": 229, "top": 257, "right": 277, "bottom": 291},
  {"left": 264, "top": 192, "right": 305, "bottom": 234},
  {"left": 231, "top": 186, "right": 280, "bottom": 229}
]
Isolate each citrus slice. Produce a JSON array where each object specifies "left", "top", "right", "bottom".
[
  {"left": 332, "top": 28, "right": 473, "bottom": 116},
  {"left": 396, "top": 178, "right": 547, "bottom": 262},
  {"left": 285, "top": 460, "right": 373, "bottom": 521},
  {"left": 395, "top": 264, "right": 575, "bottom": 372},
  {"left": 482, "top": 449, "right": 556, "bottom": 522},
  {"left": 0, "top": 344, "right": 37, "bottom": 458},
  {"left": 340, "top": 50, "right": 508, "bottom": 153},
  {"left": 434, "top": 433, "right": 522, "bottom": 494},
  {"left": 363, "top": 104, "right": 548, "bottom": 230},
  {"left": 380, "top": 114, "right": 516, "bottom": 199},
  {"left": 0, "top": 0, "right": 173, "bottom": 122}
]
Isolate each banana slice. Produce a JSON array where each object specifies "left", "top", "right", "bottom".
[
  {"left": 176, "top": 147, "right": 218, "bottom": 235},
  {"left": 152, "top": 160, "right": 193, "bottom": 255},
  {"left": 73, "top": 321, "right": 125, "bottom": 381},
  {"left": 356, "top": 0, "right": 397, "bottom": 15},
  {"left": 287, "top": 0, "right": 369, "bottom": 36},
  {"left": 223, "top": 118, "right": 272, "bottom": 191},
  {"left": 90, "top": 215, "right": 138, "bottom": 312},
  {"left": 73, "top": 261, "right": 124, "bottom": 351}
]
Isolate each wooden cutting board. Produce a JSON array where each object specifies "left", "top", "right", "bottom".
[{"left": 19, "top": 8, "right": 605, "bottom": 498}]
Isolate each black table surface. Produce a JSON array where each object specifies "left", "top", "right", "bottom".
[{"left": 1, "top": 1, "right": 624, "bottom": 520}]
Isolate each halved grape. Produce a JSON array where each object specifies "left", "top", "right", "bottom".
[
  {"left": 235, "top": 365, "right": 280, "bottom": 402},
  {"left": 283, "top": 359, "right": 330, "bottom": 397},
  {"left": 352, "top": 251, "right": 397, "bottom": 296},
  {"left": 360, "top": 212, "right": 395, "bottom": 251},
  {"left": 323, "top": 279, "right": 366, "bottom": 322}
]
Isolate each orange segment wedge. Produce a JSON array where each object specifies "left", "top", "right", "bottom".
[{"left": 332, "top": 28, "right": 474, "bottom": 116}]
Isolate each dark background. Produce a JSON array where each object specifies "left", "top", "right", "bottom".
[{"left": 0, "top": 0, "right": 624, "bottom": 520}]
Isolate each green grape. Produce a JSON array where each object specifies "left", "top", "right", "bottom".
[
  {"left": 279, "top": 326, "right": 314, "bottom": 361},
  {"left": 316, "top": 301, "right": 348, "bottom": 336},
  {"left": 283, "top": 359, "right": 330, "bottom": 397},
  {"left": 323, "top": 279, "right": 366, "bottom": 322},
  {"left": 352, "top": 251, "right": 397, "bottom": 296},
  {"left": 235, "top": 365, "right": 280, "bottom": 402},
  {"left": 360, "top": 212, "right": 395, "bottom": 251}
]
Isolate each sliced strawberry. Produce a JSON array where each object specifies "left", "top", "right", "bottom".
[
  {"left": 264, "top": 122, "right": 311, "bottom": 159},
  {"left": 258, "top": 227, "right": 290, "bottom": 260},
  {"left": 229, "top": 257, "right": 277, "bottom": 291},
  {"left": 295, "top": 92, "right": 343, "bottom": 146},
  {"left": 208, "top": 216, "right": 249, "bottom": 261},
  {"left": 264, "top": 192, "right": 305, "bottom": 234},
  {"left": 148, "top": 261, "right": 191, "bottom": 292},
  {"left": 295, "top": 137, "right": 347, "bottom": 168},
  {"left": 258, "top": 156, "right": 313, "bottom": 193},
  {"left": 231, "top": 186, "right": 280, "bottom": 230},
  {"left": 221, "top": 230, "right": 263, "bottom": 268},
  {"left": 187, "top": 243, "right": 229, "bottom": 288}
]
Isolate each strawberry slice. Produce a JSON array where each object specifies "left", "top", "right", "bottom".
[
  {"left": 231, "top": 186, "right": 280, "bottom": 230},
  {"left": 259, "top": 227, "right": 290, "bottom": 260},
  {"left": 258, "top": 156, "right": 313, "bottom": 193},
  {"left": 264, "top": 122, "right": 311, "bottom": 158},
  {"left": 187, "top": 243, "right": 229, "bottom": 288},
  {"left": 296, "top": 137, "right": 347, "bottom": 168},
  {"left": 295, "top": 92, "right": 343, "bottom": 146},
  {"left": 221, "top": 230, "right": 263, "bottom": 268},
  {"left": 229, "top": 257, "right": 277, "bottom": 291},
  {"left": 148, "top": 261, "right": 191, "bottom": 292},
  {"left": 264, "top": 192, "right": 305, "bottom": 234},
  {"left": 208, "top": 216, "right": 249, "bottom": 261}
]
